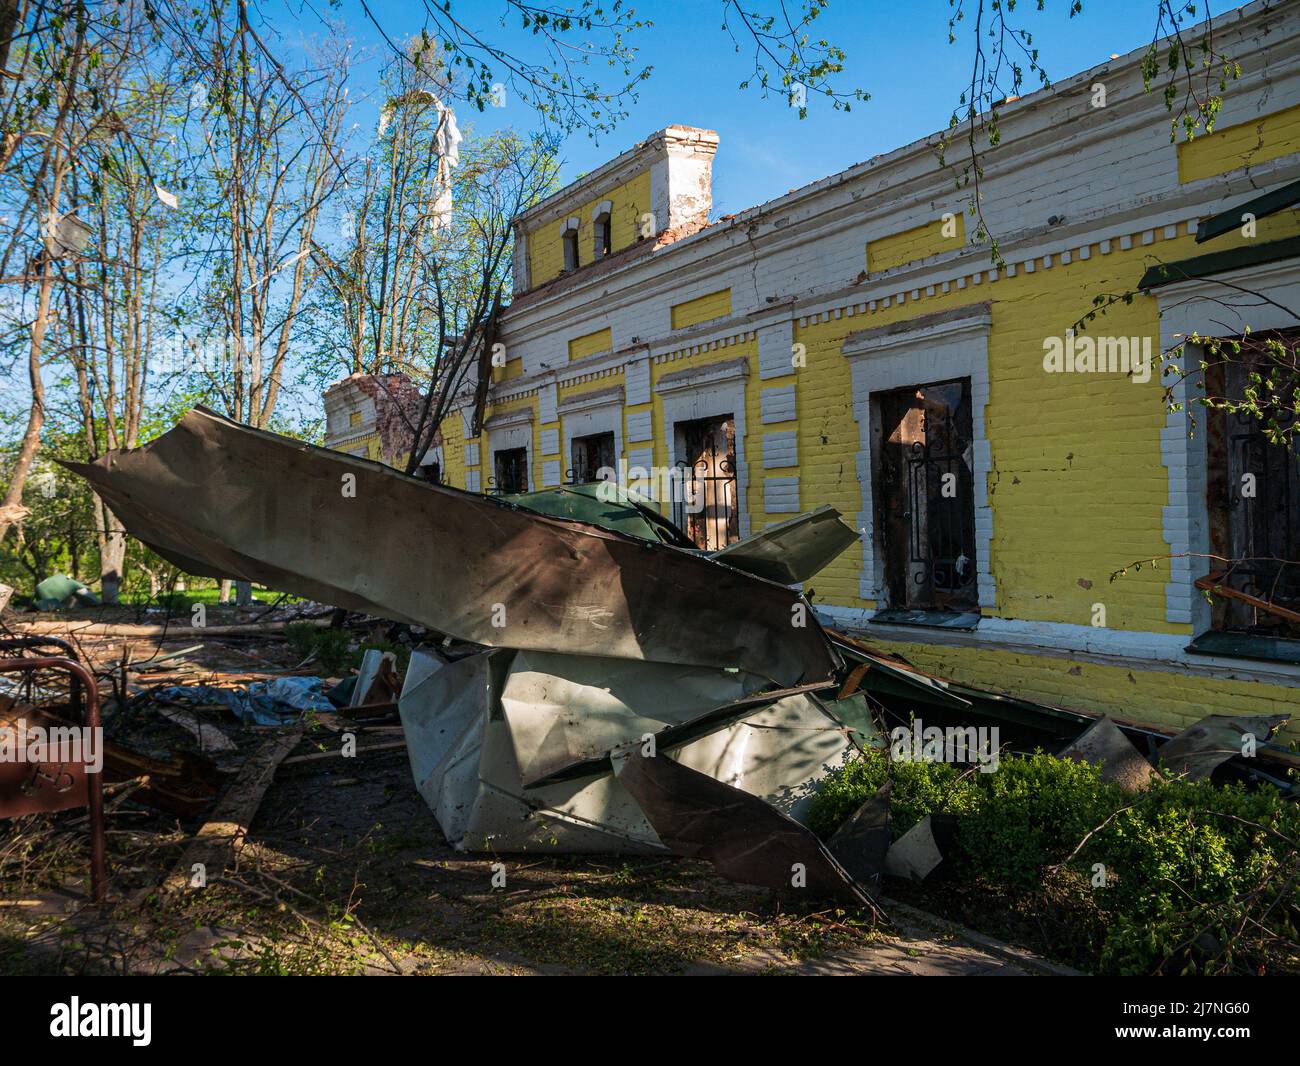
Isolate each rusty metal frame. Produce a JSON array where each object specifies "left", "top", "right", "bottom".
[
  {"left": 0, "top": 637, "right": 83, "bottom": 718},
  {"left": 0, "top": 655, "right": 106, "bottom": 903}
]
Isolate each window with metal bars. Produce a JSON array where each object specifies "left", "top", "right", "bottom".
[
  {"left": 1204, "top": 332, "right": 1300, "bottom": 639},
  {"left": 874, "top": 379, "right": 978, "bottom": 612}
]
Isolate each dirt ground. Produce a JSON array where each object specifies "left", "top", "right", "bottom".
[{"left": 0, "top": 613, "right": 1057, "bottom": 977}]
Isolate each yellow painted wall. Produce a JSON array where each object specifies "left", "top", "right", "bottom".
[
  {"left": 441, "top": 413, "right": 470, "bottom": 489},
  {"left": 479, "top": 394, "right": 541, "bottom": 491},
  {"left": 642, "top": 339, "right": 767, "bottom": 531},
  {"left": 430, "top": 98, "right": 1300, "bottom": 735},
  {"left": 797, "top": 226, "right": 1259, "bottom": 634},
  {"left": 526, "top": 170, "right": 652, "bottom": 287},
  {"left": 670, "top": 288, "right": 733, "bottom": 330},
  {"left": 491, "top": 357, "right": 524, "bottom": 384},
  {"left": 568, "top": 327, "right": 614, "bottom": 362},
  {"left": 557, "top": 372, "right": 627, "bottom": 408},
  {"left": 872, "top": 638, "right": 1300, "bottom": 743},
  {"left": 867, "top": 213, "right": 967, "bottom": 273},
  {"left": 328, "top": 430, "right": 383, "bottom": 462},
  {"left": 1177, "top": 102, "right": 1300, "bottom": 183}
]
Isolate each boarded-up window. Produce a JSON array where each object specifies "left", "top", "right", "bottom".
[
  {"left": 1205, "top": 333, "right": 1300, "bottom": 638},
  {"left": 674, "top": 415, "right": 739, "bottom": 550},
  {"left": 571, "top": 431, "right": 615, "bottom": 483},
  {"left": 875, "top": 379, "right": 977, "bottom": 611}
]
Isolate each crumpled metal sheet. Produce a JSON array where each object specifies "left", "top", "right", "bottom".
[
  {"left": 1058, "top": 716, "right": 1157, "bottom": 792},
  {"left": 398, "top": 648, "right": 870, "bottom": 856},
  {"left": 1158, "top": 714, "right": 1289, "bottom": 781},
  {"left": 827, "top": 780, "right": 892, "bottom": 889},
  {"left": 500, "top": 650, "right": 769, "bottom": 786},
  {"left": 883, "top": 813, "right": 960, "bottom": 882},
  {"left": 712, "top": 504, "right": 860, "bottom": 585},
  {"left": 63, "top": 407, "right": 839, "bottom": 686},
  {"left": 400, "top": 649, "right": 664, "bottom": 853},
  {"left": 612, "top": 745, "right": 877, "bottom": 906}
]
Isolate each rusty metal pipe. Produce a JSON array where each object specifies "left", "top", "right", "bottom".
[
  {"left": 0, "top": 657, "right": 105, "bottom": 903},
  {"left": 0, "top": 638, "right": 83, "bottom": 719},
  {"left": 0, "top": 636, "right": 79, "bottom": 657}
]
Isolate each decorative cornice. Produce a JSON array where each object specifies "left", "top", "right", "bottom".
[
  {"left": 842, "top": 303, "right": 992, "bottom": 360},
  {"left": 557, "top": 385, "right": 625, "bottom": 415},
  {"left": 654, "top": 355, "right": 749, "bottom": 395},
  {"left": 483, "top": 406, "right": 534, "bottom": 430}
]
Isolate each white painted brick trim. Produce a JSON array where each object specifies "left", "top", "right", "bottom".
[
  {"left": 842, "top": 304, "right": 996, "bottom": 609},
  {"left": 764, "top": 476, "right": 800, "bottom": 513},
  {"left": 762, "top": 430, "right": 799, "bottom": 469},
  {"left": 760, "top": 384, "right": 797, "bottom": 425}
]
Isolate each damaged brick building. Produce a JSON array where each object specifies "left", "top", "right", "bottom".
[{"left": 337, "top": 1, "right": 1300, "bottom": 738}]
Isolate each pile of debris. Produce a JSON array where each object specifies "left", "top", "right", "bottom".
[{"left": 48, "top": 407, "right": 1294, "bottom": 909}]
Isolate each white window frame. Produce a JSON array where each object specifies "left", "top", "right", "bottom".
[
  {"left": 1155, "top": 255, "right": 1300, "bottom": 632},
  {"left": 591, "top": 199, "right": 613, "bottom": 260},
  {"left": 654, "top": 356, "right": 751, "bottom": 538},
  {"left": 561, "top": 216, "right": 581, "bottom": 272},
  {"left": 841, "top": 304, "right": 995, "bottom": 610},
  {"left": 486, "top": 407, "right": 535, "bottom": 493},
  {"left": 559, "top": 385, "right": 624, "bottom": 484}
]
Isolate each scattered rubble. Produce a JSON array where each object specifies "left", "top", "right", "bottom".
[{"left": 35, "top": 408, "right": 1291, "bottom": 922}]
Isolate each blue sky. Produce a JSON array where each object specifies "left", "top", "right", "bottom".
[{"left": 323, "top": 0, "right": 1174, "bottom": 216}]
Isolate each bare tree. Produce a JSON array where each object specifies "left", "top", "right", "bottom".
[
  {"left": 63, "top": 69, "right": 182, "bottom": 601},
  {"left": 312, "top": 45, "right": 457, "bottom": 380},
  {"left": 184, "top": 21, "right": 349, "bottom": 430},
  {"left": 401, "top": 128, "right": 559, "bottom": 475},
  {"left": 0, "top": 1, "right": 154, "bottom": 544}
]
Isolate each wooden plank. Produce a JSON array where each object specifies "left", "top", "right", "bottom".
[
  {"left": 155, "top": 706, "right": 239, "bottom": 754},
  {"left": 161, "top": 729, "right": 303, "bottom": 894},
  {"left": 13, "top": 618, "right": 330, "bottom": 639}
]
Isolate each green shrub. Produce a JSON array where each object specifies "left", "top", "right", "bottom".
[
  {"left": 806, "top": 748, "right": 980, "bottom": 840},
  {"left": 284, "top": 623, "right": 352, "bottom": 674},
  {"left": 807, "top": 747, "right": 1300, "bottom": 974},
  {"left": 1084, "top": 778, "right": 1300, "bottom": 975},
  {"left": 282, "top": 624, "right": 411, "bottom": 677},
  {"left": 959, "top": 753, "right": 1124, "bottom": 888}
]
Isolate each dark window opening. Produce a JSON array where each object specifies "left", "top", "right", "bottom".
[
  {"left": 492, "top": 447, "right": 528, "bottom": 495},
  {"left": 594, "top": 215, "right": 612, "bottom": 258},
  {"left": 562, "top": 229, "right": 579, "bottom": 272},
  {"left": 673, "top": 414, "right": 739, "bottom": 550},
  {"left": 570, "top": 431, "right": 616, "bottom": 484},
  {"left": 875, "top": 379, "right": 977, "bottom": 612},
  {"left": 1204, "top": 332, "right": 1300, "bottom": 640},
  {"left": 414, "top": 460, "right": 441, "bottom": 484}
]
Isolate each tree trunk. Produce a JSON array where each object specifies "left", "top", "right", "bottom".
[
  {"left": 98, "top": 502, "right": 127, "bottom": 603},
  {"left": 0, "top": 257, "right": 54, "bottom": 543},
  {"left": 219, "top": 579, "right": 233, "bottom": 603}
]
